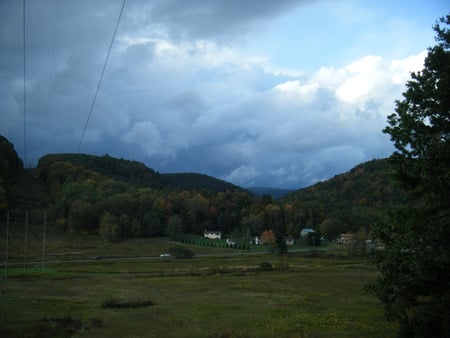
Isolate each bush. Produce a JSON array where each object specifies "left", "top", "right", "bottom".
[
  {"left": 101, "top": 299, "right": 154, "bottom": 309},
  {"left": 259, "top": 261, "right": 273, "bottom": 271},
  {"left": 28, "top": 315, "right": 83, "bottom": 337}
]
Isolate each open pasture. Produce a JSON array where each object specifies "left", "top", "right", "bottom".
[{"left": 0, "top": 249, "right": 397, "bottom": 337}]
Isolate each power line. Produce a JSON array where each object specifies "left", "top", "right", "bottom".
[
  {"left": 43, "top": 0, "right": 60, "bottom": 155},
  {"left": 76, "top": 0, "right": 126, "bottom": 153},
  {"left": 23, "top": 0, "right": 27, "bottom": 166}
]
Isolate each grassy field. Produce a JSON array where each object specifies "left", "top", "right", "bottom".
[{"left": 0, "top": 232, "right": 397, "bottom": 338}]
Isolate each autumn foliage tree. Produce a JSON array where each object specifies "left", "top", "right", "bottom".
[
  {"left": 370, "top": 15, "right": 450, "bottom": 337},
  {"left": 260, "top": 229, "right": 276, "bottom": 253}
]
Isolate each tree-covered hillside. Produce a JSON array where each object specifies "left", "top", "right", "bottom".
[
  {"left": 161, "top": 172, "right": 244, "bottom": 192},
  {"left": 38, "top": 153, "right": 162, "bottom": 188},
  {"left": 32, "top": 151, "right": 254, "bottom": 241},
  {"left": 281, "top": 159, "right": 405, "bottom": 238},
  {"left": 0, "top": 135, "right": 48, "bottom": 212},
  {"left": 1, "top": 134, "right": 406, "bottom": 246},
  {"left": 0, "top": 135, "right": 24, "bottom": 212}
]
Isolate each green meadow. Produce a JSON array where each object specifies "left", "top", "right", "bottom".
[{"left": 0, "top": 235, "right": 397, "bottom": 337}]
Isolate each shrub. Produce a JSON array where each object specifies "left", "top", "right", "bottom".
[
  {"left": 101, "top": 299, "right": 154, "bottom": 309},
  {"left": 259, "top": 261, "right": 273, "bottom": 271},
  {"left": 28, "top": 315, "right": 83, "bottom": 337}
]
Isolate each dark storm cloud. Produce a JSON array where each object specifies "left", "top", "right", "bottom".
[
  {"left": 125, "top": 0, "right": 310, "bottom": 40},
  {"left": 0, "top": 0, "right": 424, "bottom": 188}
]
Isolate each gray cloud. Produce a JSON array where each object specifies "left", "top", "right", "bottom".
[
  {"left": 0, "top": 0, "right": 424, "bottom": 188},
  {"left": 125, "top": 0, "right": 309, "bottom": 40}
]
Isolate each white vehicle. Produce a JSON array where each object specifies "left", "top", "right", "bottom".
[{"left": 159, "top": 253, "right": 171, "bottom": 257}]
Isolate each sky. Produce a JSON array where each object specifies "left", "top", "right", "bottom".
[{"left": 0, "top": 0, "right": 448, "bottom": 189}]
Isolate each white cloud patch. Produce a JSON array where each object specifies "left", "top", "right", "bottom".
[
  {"left": 223, "top": 165, "right": 260, "bottom": 187},
  {"left": 390, "top": 50, "right": 427, "bottom": 84},
  {"left": 210, "top": 50, "right": 425, "bottom": 187},
  {"left": 121, "top": 121, "right": 166, "bottom": 158}
]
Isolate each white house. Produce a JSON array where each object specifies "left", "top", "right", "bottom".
[
  {"left": 285, "top": 236, "right": 295, "bottom": 246},
  {"left": 204, "top": 230, "right": 222, "bottom": 239}
]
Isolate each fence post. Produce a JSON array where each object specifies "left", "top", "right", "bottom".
[
  {"left": 4, "top": 211, "right": 9, "bottom": 279},
  {"left": 42, "top": 211, "right": 47, "bottom": 275},
  {"left": 24, "top": 210, "right": 28, "bottom": 276}
]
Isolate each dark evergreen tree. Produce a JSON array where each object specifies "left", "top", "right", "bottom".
[{"left": 370, "top": 15, "right": 450, "bottom": 337}]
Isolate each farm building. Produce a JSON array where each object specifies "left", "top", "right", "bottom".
[
  {"left": 285, "top": 236, "right": 295, "bottom": 246},
  {"left": 339, "top": 233, "right": 356, "bottom": 244},
  {"left": 204, "top": 230, "right": 222, "bottom": 239}
]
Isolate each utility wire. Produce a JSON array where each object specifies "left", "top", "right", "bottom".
[
  {"left": 43, "top": 0, "right": 60, "bottom": 154},
  {"left": 23, "top": 0, "right": 27, "bottom": 166},
  {"left": 76, "top": 0, "right": 126, "bottom": 153}
]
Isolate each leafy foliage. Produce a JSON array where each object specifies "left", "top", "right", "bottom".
[
  {"left": 260, "top": 229, "right": 275, "bottom": 244},
  {"left": 1, "top": 134, "right": 410, "bottom": 251},
  {"left": 31, "top": 152, "right": 256, "bottom": 241},
  {"left": 0, "top": 135, "right": 24, "bottom": 212},
  {"left": 0, "top": 135, "right": 23, "bottom": 184},
  {"left": 282, "top": 159, "right": 404, "bottom": 235},
  {"left": 369, "top": 15, "right": 450, "bottom": 337},
  {"left": 38, "top": 153, "right": 162, "bottom": 188}
]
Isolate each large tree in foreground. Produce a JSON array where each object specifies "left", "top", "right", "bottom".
[{"left": 370, "top": 15, "right": 450, "bottom": 337}]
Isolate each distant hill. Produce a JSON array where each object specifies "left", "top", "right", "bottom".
[
  {"left": 0, "top": 135, "right": 24, "bottom": 184},
  {"left": 0, "top": 135, "right": 48, "bottom": 211},
  {"left": 161, "top": 172, "right": 244, "bottom": 192},
  {"left": 22, "top": 150, "right": 255, "bottom": 240},
  {"left": 1, "top": 135, "right": 407, "bottom": 241},
  {"left": 37, "top": 153, "right": 244, "bottom": 193},
  {"left": 282, "top": 158, "right": 399, "bottom": 201},
  {"left": 246, "top": 187, "right": 294, "bottom": 199},
  {"left": 37, "top": 153, "right": 163, "bottom": 188},
  {"left": 281, "top": 158, "right": 405, "bottom": 233},
  {"left": 1, "top": 135, "right": 24, "bottom": 211}
]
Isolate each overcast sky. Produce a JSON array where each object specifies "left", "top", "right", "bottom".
[{"left": 0, "top": 0, "right": 447, "bottom": 189}]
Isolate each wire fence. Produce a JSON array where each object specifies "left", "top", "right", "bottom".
[{"left": 1, "top": 209, "right": 48, "bottom": 279}]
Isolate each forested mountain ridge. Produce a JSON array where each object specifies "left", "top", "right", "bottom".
[
  {"left": 280, "top": 159, "right": 405, "bottom": 237},
  {"left": 38, "top": 153, "right": 163, "bottom": 189},
  {"left": 1, "top": 134, "right": 405, "bottom": 243},
  {"left": 161, "top": 172, "right": 244, "bottom": 192},
  {"left": 27, "top": 151, "right": 254, "bottom": 240},
  {"left": 283, "top": 159, "right": 400, "bottom": 204},
  {"left": 37, "top": 153, "right": 245, "bottom": 193},
  {"left": 1, "top": 135, "right": 24, "bottom": 210}
]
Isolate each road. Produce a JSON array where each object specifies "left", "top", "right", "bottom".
[{"left": 3, "top": 248, "right": 322, "bottom": 267}]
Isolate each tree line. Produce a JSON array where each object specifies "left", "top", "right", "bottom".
[{"left": 1, "top": 138, "right": 403, "bottom": 244}]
